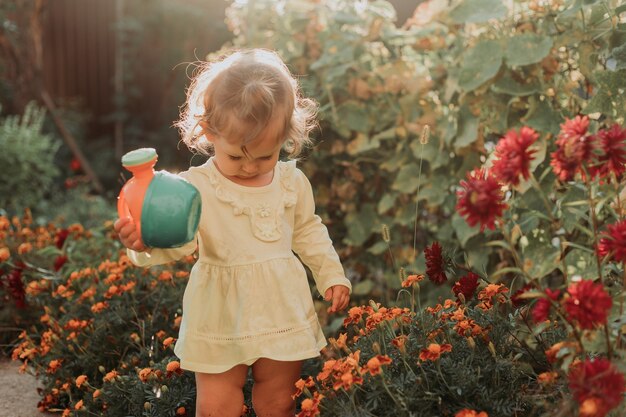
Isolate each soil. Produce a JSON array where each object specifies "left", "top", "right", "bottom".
[{"left": 0, "top": 358, "right": 54, "bottom": 417}]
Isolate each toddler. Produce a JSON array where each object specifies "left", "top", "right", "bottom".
[{"left": 114, "top": 49, "right": 352, "bottom": 417}]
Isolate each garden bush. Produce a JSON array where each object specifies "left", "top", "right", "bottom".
[
  {"left": 224, "top": 0, "right": 626, "bottom": 305},
  {"left": 0, "top": 103, "right": 61, "bottom": 213}
]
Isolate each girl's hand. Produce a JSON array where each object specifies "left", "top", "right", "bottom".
[
  {"left": 324, "top": 285, "right": 350, "bottom": 314},
  {"left": 114, "top": 217, "right": 147, "bottom": 252}
]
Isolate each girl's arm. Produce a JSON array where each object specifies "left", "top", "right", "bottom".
[{"left": 291, "top": 169, "right": 352, "bottom": 297}]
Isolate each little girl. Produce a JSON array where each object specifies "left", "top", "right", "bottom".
[{"left": 114, "top": 49, "right": 351, "bottom": 417}]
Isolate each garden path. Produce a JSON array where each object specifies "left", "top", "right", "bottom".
[{"left": 0, "top": 358, "right": 53, "bottom": 417}]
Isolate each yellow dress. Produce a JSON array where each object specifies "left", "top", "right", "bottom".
[{"left": 127, "top": 158, "right": 351, "bottom": 373}]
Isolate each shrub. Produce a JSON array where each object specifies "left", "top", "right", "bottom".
[{"left": 0, "top": 103, "right": 61, "bottom": 213}]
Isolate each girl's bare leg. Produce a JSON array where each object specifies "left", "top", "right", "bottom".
[
  {"left": 195, "top": 364, "right": 248, "bottom": 417},
  {"left": 251, "top": 358, "right": 303, "bottom": 417}
]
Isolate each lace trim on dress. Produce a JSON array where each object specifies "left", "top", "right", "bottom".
[
  {"left": 187, "top": 315, "right": 318, "bottom": 342},
  {"left": 207, "top": 161, "right": 297, "bottom": 242}
]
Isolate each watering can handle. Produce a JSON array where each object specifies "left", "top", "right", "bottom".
[{"left": 117, "top": 187, "right": 132, "bottom": 220}]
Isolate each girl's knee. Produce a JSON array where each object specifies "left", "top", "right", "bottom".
[
  {"left": 251, "top": 385, "right": 296, "bottom": 416},
  {"left": 196, "top": 390, "right": 244, "bottom": 417}
]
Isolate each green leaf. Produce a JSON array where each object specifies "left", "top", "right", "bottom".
[
  {"left": 449, "top": 0, "right": 508, "bottom": 23},
  {"left": 492, "top": 72, "right": 541, "bottom": 96},
  {"left": 458, "top": 39, "right": 503, "bottom": 92},
  {"left": 352, "top": 279, "right": 375, "bottom": 296},
  {"left": 378, "top": 193, "right": 397, "bottom": 214},
  {"left": 391, "top": 163, "right": 421, "bottom": 193},
  {"left": 452, "top": 213, "right": 480, "bottom": 247},
  {"left": 563, "top": 249, "right": 598, "bottom": 278},
  {"left": 346, "top": 133, "right": 380, "bottom": 154},
  {"left": 523, "top": 97, "right": 562, "bottom": 134},
  {"left": 336, "top": 101, "right": 370, "bottom": 132},
  {"left": 343, "top": 203, "right": 378, "bottom": 246},
  {"left": 504, "top": 34, "right": 553, "bottom": 67},
  {"left": 583, "top": 69, "right": 626, "bottom": 117},
  {"left": 610, "top": 43, "right": 626, "bottom": 71},
  {"left": 522, "top": 236, "right": 561, "bottom": 279},
  {"left": 455, "top": 106, "right": 479, "bottom": 149}
]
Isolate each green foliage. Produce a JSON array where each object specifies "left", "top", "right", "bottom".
[
  {"left": 223, "top": 0, "right": 626, "bottom": 306},
  {"left": 0, "top": 103, "right": 61, "bottom": 213}
]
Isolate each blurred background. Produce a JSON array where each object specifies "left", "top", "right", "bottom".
[{"left": 0, "top": 0, "right": 417, "bottom": 191}]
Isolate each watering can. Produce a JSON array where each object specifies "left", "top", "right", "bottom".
[{"left": 117, "top": 148, "right": 201, "bottom": 248}]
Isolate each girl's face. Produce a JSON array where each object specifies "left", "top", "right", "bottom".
[{"left": 203, "top": 116, "right": 285, "bottom": 186}]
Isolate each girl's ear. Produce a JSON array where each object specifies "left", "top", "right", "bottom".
[{"left": 199, "top": 121, "right": 215, "bottom": 143}]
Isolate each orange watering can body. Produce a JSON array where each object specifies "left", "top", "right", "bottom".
[
  {"left": 117, "top": 148, "right": 158, "bottom": 240},
  {"left": 117, "top": 148, "right": 202, "bottom": 248}
]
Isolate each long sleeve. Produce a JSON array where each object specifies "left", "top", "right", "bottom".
[
  {"left": 127, "top": 234, "right": 197, "bottom": 267},
  {"left": 292, "top": 169, "right": 351, "bottom": 296}
]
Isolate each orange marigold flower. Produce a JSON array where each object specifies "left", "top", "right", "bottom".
[
  {"left": 138, "top": 368, "right": 153, "bottom": 383},
  {"left": 103, "top": 370, "right": 118, "bottom": 382},
  {"left": 293, "top": 376, "right": 315, "bottom": 398},
  {"left": 455, "top": 409, "right": 488, "bottom": 417},
  {"left": 163, "top": 337, "right": 176, "bottom": 348},
  {"left": 62, "top": 408, "right": 71, "bottom": 417},
  {"left": 401, "top": 274, "right": 424, "bottom": 288},
  {"left": 93, "top": 389, "right": 101, "bottom": 399},
  {"left": 298, "top": 392, "right": 324, "bottom": 417},
  {"left": 166, "top": 361, "right": 180, "bottom": 372},
  {"left": 158, "top": 271, "right": 173, "bottom": 282},
  {"left": 47, "top": 359, "right": 62, "bottom": 374},
  {"left": 75, "top": 375, "right": 88, "bottom": 387},
  {"left": 0, "top": 247, "right": 10, "bottom": 262},
  {"left": 343, "top": 306, "right": 365, "bottom": 326},
  {"left": 419, "top": 343, "right": 452, "bottom": 362},
  {"left": 173, "top": 315, "right": 182, "bottom": 328},
  {"left": 392, "top": 334, "right": 408, "bottom": 352},
  {"left": 365, "top": 355, "right": 392, "bottom": 376},
  {"left": 74, "top": 400, "right": 84, "bottom": 410},
  {"left": 336, "top": 332, "right": 348, "bottom": 349},
  {"left": 537, "top": 371, "right": 558, "bottom": 384},
  {"left": 17, "top": 242, "right": 33, "bottom": 254},
  {"left": 90, "top": 301, "right": 109, "bottom": 313},
  {"left": 176, "top": 406, "right": 186, "bottom": 415},
  {"left": 0, "top": 216, "right": 10, "bottom": 230}
]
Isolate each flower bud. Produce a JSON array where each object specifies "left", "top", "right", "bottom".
[
  {"left": 466, "top": 336, "right": 476, "bottom": 349},
  {"left": 144, "top": 402, "right": 152, "bottom": 411},
  {"left": 382, "top": 224, "right": 391, "bottom": 243},
  {"left": 372, "top": 342, "right": 381, "bottom": 354},
  {"left": 488, "top": 341, "right": 496, "bottom": 358},
  {"left": 420, "top": 125, "right": 430, "bottom": 145},
  {"left": 98, "top": 365, "right": 106, "bottom": 374}
]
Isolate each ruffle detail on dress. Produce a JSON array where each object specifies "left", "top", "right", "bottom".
[{"left": 206, "top": 160, "right": 298, "bottom": 242}]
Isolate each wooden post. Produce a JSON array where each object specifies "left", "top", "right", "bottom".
[{"left": 41, "top": 90, "right": 105, "bottom": 194}]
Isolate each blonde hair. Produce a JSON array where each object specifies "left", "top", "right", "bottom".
[{"left": 176, "top": 49, "right": 317, "bottom": 157}]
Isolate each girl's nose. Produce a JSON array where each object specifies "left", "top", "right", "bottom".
[{"left": 242, "top": 161, "right": 258, "bottom": 173}]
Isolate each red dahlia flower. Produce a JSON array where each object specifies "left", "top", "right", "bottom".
[
  {"left": 491, "top": 126, "right": 539, "bottom": 186},
  {"left": 564, "top": 280, "right": 612, "bottom": 329},
  {"left": 592, "top": 124, "right": 626, "bottom": 181},
  {"left": 452, "top": 272, "right": 480, "bottom": 302},
  {"left": 550, "top": 115, "right": 594, "bottom": 181},
  {"left": 597, "top": 220, "right": 626, "bottom": 263},
  {"left": 456, "top": 168, "right": 507, "bottom": 231},
  {"left": 425, "top": 241, "right": 447, "bottom": 285},
  {"left": 531, "top": 288, "right": 560, "bottom": 323},
  {"left": 568, "top": 357, "right": 625, "bottom": 417}
]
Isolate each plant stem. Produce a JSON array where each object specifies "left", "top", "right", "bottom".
[
  {"left": 413, "top": 142, "right": 425, "bottom": 261},
  {"left": 585, "top": 180, "right": 604, "bottom": 283}
]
